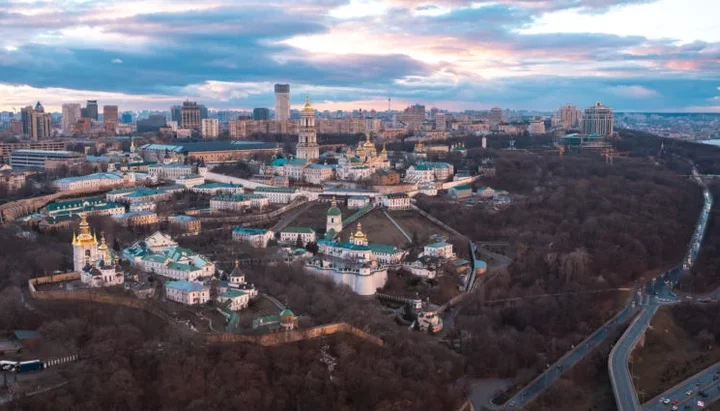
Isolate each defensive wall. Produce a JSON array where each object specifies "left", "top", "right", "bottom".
[
  {"left": 28, "top": 273, "right": 384, "bottom": 348},
  {"left": 185, "top": 199, "right": 307, "bottom": 225}
]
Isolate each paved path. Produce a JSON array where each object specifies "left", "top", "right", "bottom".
[
  {"left": 271, "top": 200, "right": 314, "bottom": 233},
  {"left": 381, "top": 209, "right": 412, "bottom": 242}
]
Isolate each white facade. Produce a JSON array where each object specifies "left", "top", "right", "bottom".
[
  {"left": 274, "top": 84, "right": 290, "bottom": 121},
  {"left": 217, "top": 290, "right": 250, "bottom": 311},
  {"left": 279, "top": 228, "right": 316, "bottom": 246},
  {"left": 130, "top": 201, "right": 157, "bottom": 212},
  {"left": 423, "top": 242, "right": 454, "bottom": 259},
  {"left": 304, "top": 164, "right": 335, "bottom": 184},
  {"left": 210, "top": 194, "right": 269, "bottom": 211},
  {"left": 348, "top": 196, "right": 370, "bottom": 209},
  {"left": 382, "top": 194, "right": 411, "bottom": 210},
  {"left": 254, "top": 187, "right": 298, "bottom": 204},
  {"left": 55, "top": 172, "right": 135, "bottom": 192},
  {"left": 149, "top": 163, "right": 205, "bottom": 180},
  {"left": 173, "top": 174, "right": 205, "bottom": 188},
  {"left": 232, "top": 228, "right": 273, "bottom": 248},
  {"left": 201, "top": 118, "right": 219, "bottom": 138},
  {"left": 165, "top": 280, "right": 210, "bottom": 306},
  {"left": 582, "top": 101, "right": 614, "bottom": 136}
]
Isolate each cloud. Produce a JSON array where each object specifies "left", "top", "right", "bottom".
[
  {"left": 0, "top": 0, "right": 718, "bottom": 112},
  {"left": 608, "top": 85, "right": 659, "bottom": 98}
]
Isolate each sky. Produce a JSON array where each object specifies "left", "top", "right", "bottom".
[{"left": 0, "top": 0, "right": 719, "bottom": 113}]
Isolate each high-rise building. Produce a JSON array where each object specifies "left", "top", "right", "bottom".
[
  {"left": 180, "top": 101, "right": 202, "bottom": 130},
  {"left": 274, "top": 84, "right": 290, "bottom": 121},
  {"left": 582, "top": 102, "right": 614, "bottom": 136},
  {"left": 84, "top": 100, "right": 98, "bottom": 120},
  {"left": 253, "top": 108, "right": 270, "bottom": 121},
  {"left": 489, "top": 107, "right": 503, "bottom": 127},
  {"left": 396, "top": 104, "right": 425, "bottom": 131},
  {"left": 528, "top": 118, "right": 546, "bottom": 135},
  {"left": 435, "top": 112, "right": 446, "bottom": 131},
  {"left": 201, "top": 118, "right": 219, "bottom": 138},
  {"left": 9, "top": 120, "right": 23, "bottom": 136},
  {"left": 21, "top": 102, "right": 52, "bottom": 141},
  {"left": 170, "top": 105, "right": 182, "bottom": 123},
  {"left": 557, "top": 104, "right": 582, "bottom": 129},
  {"left": 62, "top": 103, "right": 81, "bottom": 135},
  {"left": 121, "top": 112, "right": 133, "bottom": 124},
  {"left": 103, "top": 105, "right": 119, "bottom": 133},
  {"left": 200, "top": 105, "right": 208, "bottom": 120},
  {"left": 136, "top": 115, "right": 167, "bottom": 133},
  {"left": 296, "top": 96, "right": 319, "bottom": 160}
]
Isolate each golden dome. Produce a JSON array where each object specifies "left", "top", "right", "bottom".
[
  {"left": 98, "top": 233, "right": 108, "bottom": 251},
  {"left": 381, "top": 143, "right": 387, "bottom": 155},
  {"left": 354, "top": 223, "right": 367, "bottom": 241},
  {"left": 73, "top": 214, "right": 97, "bottom": 246},
  {"left": 302, "top": 95, "right": 314, "bottom": 112}
]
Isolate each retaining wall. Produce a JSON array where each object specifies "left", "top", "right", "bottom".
[{"left": 206, "top": 322, "right": 384, "bottom": 347}]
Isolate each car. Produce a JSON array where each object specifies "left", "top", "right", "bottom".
[
  {"left": 673, "top": 400, "right": 680, "bottom": 405},
  {"left": 663, "top": 398, "right": 671, "bottom": 404},
  {"left": 671, "top": 406, "right": 678, "bottom": 411},
  {"left": 686, "top": 389, "right": 693, "bottom": 396}
]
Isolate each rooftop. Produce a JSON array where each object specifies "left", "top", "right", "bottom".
[
  {"left": 254, "top": 186, "right": 297, "bottom": 193},
  {"left": 55, "top": 172, "right": 124, "bottom": 183},
  {"left": 282, "top": 226, "right": 315, "bottom": 234},
  {"left": 165, "top": 280, "right": 205, "bottom": 292},
  {"left": 233, "top": 227, "right": 269, "bottom": 235},
  {"left": 426, "top": 241, "right": 451, "bottom": 249}
]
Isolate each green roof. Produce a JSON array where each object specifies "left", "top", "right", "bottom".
[
  {"left": 327, "top": 206, "right": 342, "bottom": 216},
  {"left": 167, "top": 261, "right": 199, "bottom": 271},
  {"left": 451, "top": 185, "right": 472, "bottom": 191},
  {"left": 279, "top": 309, "right": 294, "bottom": 317},
  {"left": 282, "top": 227, "right": 315, "bottom": 234},
  {"left": 220, "top": 289, "right": 246, "bottom": 298},
  {"left": 368, "top": 243, "right": 402, "bottom": 254},
  {"left": 255, "top": 186, "right": 297, "bottom": 193}
]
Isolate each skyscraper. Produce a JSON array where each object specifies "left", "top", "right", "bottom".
[
  {"left": 84, "top": 100, "right": 98, "bottom": 120},
  {"left": 396, "top": 104, "right": 425, "bottom": 131},
  {"left": 557, "top": 104, "right": 582, "bottom": 129},
  {"left": 22, "top": 102, "right": 52, "bottom": 141},
  {"left": 180, "top": 101, "right": 201, "bottom": 130},
  {"left": 201, "top": 118, "right": 219, "bottom": 138},
  {"left": 62, "top": 103, "right": 81, "bottom": 135},
  {"left": 582, "top": 102, "right": 614, "bottom": 136},
  {"left": 274, "top": 84, "right": 290, "bottom": 121},
  {"left": 253, "top": 107, "right": 270, "bottom": 120},
  {"left": 296, "top": 96, "right": 319, "bottom": 161},
  {"left": 489, "top": 107, "right": 503, "bottom": 127},
  {"left": 170, "top": 105, "right": 182, "bottom": 123},
  {"left": 103, "top": 105, "right": 119, "bottom": 133}
]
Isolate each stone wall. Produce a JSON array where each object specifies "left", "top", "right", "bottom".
[{"left": 206, "top": 322, "right": 384, "bottom": 347}]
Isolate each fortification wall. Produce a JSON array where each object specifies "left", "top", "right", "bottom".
[{"left": 206, "top": 322, "right": 384, "bottom": 347}]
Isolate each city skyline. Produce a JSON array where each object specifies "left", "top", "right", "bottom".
[{"left": 1, "top": 0, "right": 719, "bottom": 112}]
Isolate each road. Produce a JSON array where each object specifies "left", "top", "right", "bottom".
[
  {"left": 498, "top": 304, "right": 640, "bottom": 410},
  {"left": 644, "top": 362, "right": 720, "bottom": 411},
  {"left": 609, "top": 170, "right": 713, "bottom": 411},
  {"left": 270, "top": 200, "right": 313, "bottom": 232}
]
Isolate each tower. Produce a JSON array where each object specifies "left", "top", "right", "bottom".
[
  {"left": 274, "top": 84, "right": 290, "bottom": 121},
  {"left": 72, "top": 214, "right": 98, "bottom": 272},
  {"left": 296, "top": 96, "right": 319, "bottom": 160},
  {"left": 482, "top": 136, "right": 487, "bottom": 149},
  {"left": 326, "top": 197, "right": 342, "bottom": 235}
]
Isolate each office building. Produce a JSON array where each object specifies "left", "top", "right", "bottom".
[
  {"left": 274, "top": 84, "right": 290, "bottom": 121},
  {"left": 180, "top": 101, "right": 201, "bottom": 130},
  {"left": 253, "top": 108, "right": 270, "bottom": 121},
  {"left": 557, "top": 104, "right": 582, "bottom": 129},
  {"left": 9, "top": 149, "right": 84, "bottom": 170},
  {"left": 62, "top": 103, "right": 81, "bottom": 135},
  {"left": 582, "top": 102, "right": 614, "bottom": 136},
  {"left": 170, "top": 105, "right": 182, "bottom": 123},
  {"left": 396, "top": 104, "right": 425, "bottom": 132},
  {"left": 296, "top": 96, "right": 319, "bottom": 160},
  {"left": 435, "top": 112, "right": 446, "bottom": 131},
  {"left": 84, "top": 100, "right": 98, "bottom": 120},
  {"left": 0, "top": 141, "right": 66, "bottom": 162},
  {"left": 103, "top": 105, "right": 119, "bottom": 133},
  {"left": 121, "top": 112, "right": 133, "bottom": 124},
  {"left": 528, "top": 118, "right": 546, "bottom": 135},
  {"left": 201, "top": 118, "right": 219, "bottom": 138},
  {"left": 136, "top": 115, "right": 167, "bottom": 133},
  {"left": 21, "top": 102, "right": 52, "bottom": 141}
]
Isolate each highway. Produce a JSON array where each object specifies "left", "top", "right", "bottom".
[
  {"left": 609, "top": 170, "right": 713, "bottom": 411},
  {"left": 500, "top": 304, "right": 640, "bottom": 410},
  {"left": 644, "top": 362, "right": 720, "bottom": 411}
]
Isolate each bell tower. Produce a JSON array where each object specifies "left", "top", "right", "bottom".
[
  {"left": 326, "top": 197, "right": 342, "bottom": 236},
  {"left": 72, "top": 214, "right": 98, "bottom": 272}
]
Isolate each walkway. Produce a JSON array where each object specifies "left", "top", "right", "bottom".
[
  {"left": 381, "top": 209, "right": 412, "bottom": 242},
  {"left": 271, "top": 200, "right": 314, "bottom": 232}
]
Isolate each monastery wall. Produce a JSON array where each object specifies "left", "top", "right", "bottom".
[{"left": 206, "top": 322, "right": 384, "bottom": 347}]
